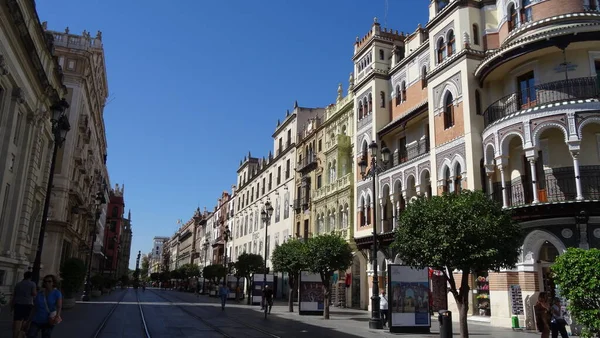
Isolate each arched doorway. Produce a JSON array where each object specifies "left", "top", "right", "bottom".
[
  {"left": 351, "top": 255, "right": 361, "bottom": 308},
  {"left": 538, "top": 241, "right": 560, "bottom": 298}
]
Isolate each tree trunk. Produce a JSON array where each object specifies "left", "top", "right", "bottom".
[
  {"left": 457, "top": 299, "right": 470, "bottom": 338},
  {"left": 323, "top": 284, "right": 330, "bottom": 319},
  {"left": 288, "top": 276, "right": 296, "bottom": 312},
  {"left": 449, "top": 270, "right": 471, "bottom": 338},
  {"left": 246, "top": 276, "right": 252, "bottom": 305}
]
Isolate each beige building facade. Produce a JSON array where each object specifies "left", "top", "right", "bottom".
[
  {"left": 41, "top": 26, "right": 110, "bottom": 278},
  {"left": 311, "top": 82, "right": 356, "bottom": 307},
  {"left": 0, "top": 0, "right": 67, "bottom": 289}
]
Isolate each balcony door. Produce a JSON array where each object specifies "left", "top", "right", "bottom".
[
  {"left": 398, "top": 137, "right": 407, "bottom": 164},
  {"left": 517, "top": 71, "right": 536, "bottom": 109}
]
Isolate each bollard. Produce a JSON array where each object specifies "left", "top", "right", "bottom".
[
  {"left": 511, "top": 315, "right": 520, "bottom": 329},
  {"left": 438, "top": 310, "right": 452, "bottom": 338}
]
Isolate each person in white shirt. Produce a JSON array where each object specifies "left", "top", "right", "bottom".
[{"left": 379, "top": 290, "right": 389, "bottom": 327}]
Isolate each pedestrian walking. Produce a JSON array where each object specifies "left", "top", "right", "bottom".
[
  {"left": 379, "top": 290, "right": 389, "bottom": 327},
  {"left": 10, "top": 271, "right": 37, "bottom": 338},
  {"left": 25, "top": 274, "right": 62, "bottom": 338},
  {"left": 534, "top": 292, "right": 551, "bottom": 338},
  {"left": 262, "top": 285, "right": 274, "bottom": 314},
  {"left": 218, "top": 283, "right": 229, "bottom": 310},
  {"left": 550, "top": 298, "right": 569, "bottom": 338}
]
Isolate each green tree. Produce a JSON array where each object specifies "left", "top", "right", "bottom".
[
  {"left": 180, "top": 263, "right": 200, "bottom": 278},
  {"left": 234, "top": 253, "right": 264, "bottom": 305},
  {"left": 59, "top": 258, "right": 87, "bottom": 298},
  {"left": 150, "top": 272, "right": 160, "bottom": 281},
  {"left": 392, "top": 190, "right": 522, "bottom": 338},
  {"left": 304, "top": 234, "right": 353, "bottom": 319},
  {"left": 271, "top": 239, "right": 307, "bottom": 312},
  {"left": 552, "top": 248, "right": 600, "bottom": 338},
  {"left": 203, "top": 264, "right": 227, "bottom": 285},
  {"left": 141, "top": 256, "right": 150, "bottom": 278}
]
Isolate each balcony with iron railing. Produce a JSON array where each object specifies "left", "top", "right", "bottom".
[
  {"left": 293, "top": 197, "right": 310, "bottom": 212},
  {"left": 481, "top": 76, "right": 600, "bottom": 128},
  {"left": 297, "top": 153, "right": 317, "bottom": 173},
  {"left": 392, "top": 137, "right": 430, "bottom": 167},
  {"left": 490, "top": 169, "right": 600, "bottom": 208}
]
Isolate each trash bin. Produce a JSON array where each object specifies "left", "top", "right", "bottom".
[{"left": 438, "top": 310, "right": 452, "bottom": 338}]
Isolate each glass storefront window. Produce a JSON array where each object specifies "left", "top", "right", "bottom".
[{"left": 474, "top": 271, "right": 491, "bottom": 316}]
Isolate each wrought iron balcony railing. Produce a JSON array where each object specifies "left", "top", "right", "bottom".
[{"left": 481, "top": 76, "right": 600, "bottom": 127}]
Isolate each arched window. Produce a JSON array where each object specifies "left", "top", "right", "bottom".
[
  {"left": 368, "top": 94, "right": 373, "bottom": 112},
  {"left": 111, "top": 207, "right": 118, "bottom": 218},
  {"left": 444, "top": 92, "right": 455, "bottom": 129},
  {"left": 472, "top": 24, "right": 480, "bottom": 45},
  {"left": 380, "top": 91, "right": 386, "bottom": 108},
  {"left": 443, "top": 167, "right": 452, "bottom": 193},
  {"left": 447, "top": 30, "right": 456, "bottom": 56},
  {"left": 437, "top": 38, "right": 446, "bottom": 63},
  {"left": 366, "top": 194, "right": 372, "bottom": 226},
  {"left": 359, "top": 197, "right": 366, "bottom": 227},
  {"left": 508, "top": 4, "right": 518, "bottom": 31},
  {"left": 401, "top": 81, "right": 406, "bottom": 103},
  {"left": 361, "top": 141, "right": 368, "bottom": 161},
  {"left": 454, "top": 163, "right": 463, "bottom": 193},
  {"left": 421, "top": 66, "right": 428, "bottom": 88},
  {"left": 395, "top": 85, "right": 401, "bottom": 106},
  {"left": 379, "top": 49, "right": 384, "bottom": 60},
  {"left": 358, "top": 101, "right": 364, "bottom": 119}
]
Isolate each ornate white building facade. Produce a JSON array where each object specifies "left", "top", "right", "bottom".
[{"left": 0, "top": 0, "right": 67, "bottom": 289}]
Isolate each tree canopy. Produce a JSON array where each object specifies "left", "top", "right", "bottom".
[
  {"left": 392, "top": 190, "right": 523, "bottom": 338},
  {"left": 552, "top": 248, "right": 600, "bottom": 338},
  {"left": 203, "top": 264, "right": 227, "bottom": 284},
  {"left": 271, "top": 239, "right": 308, "bottom": 312},
  {"left": 304, "top": 233, "right": 353, "bottom": 319},
  {"left": 234, "top": 252, "right": 264, "bottom": 304}
]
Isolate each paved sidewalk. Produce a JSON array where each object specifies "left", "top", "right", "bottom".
[{"left": 166, "top": 290, "right": 548, "bottom": 338}]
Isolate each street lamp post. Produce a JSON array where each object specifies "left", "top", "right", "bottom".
[
  {"left": 81, "top": 187, "right": 107, "bottom": 301},
  {"left": 202, "top": 238, "right": 210, "bottom": 294},
  {"left": 358, "top": 141, "right": 390, "bottom": 330},
  {"left": 222, "top": 225, "right": 231, "bottom": 269},
  {"left": 260, "top": 200, "right": 274, "bottom": 317},
  {"left": 31, "top": 98, "right": 70, "bottom": 285}
]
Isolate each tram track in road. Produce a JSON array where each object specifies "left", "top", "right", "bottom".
[
  {"left": 92, "top": 288, "right": 151, "bottom": 338},
  {"left": 148, "top": 289, "right": 281, "bottom": 338}
]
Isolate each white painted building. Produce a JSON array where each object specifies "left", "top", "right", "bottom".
[{"left": 0, "top": 1, "right": 67, "bottom": 289}]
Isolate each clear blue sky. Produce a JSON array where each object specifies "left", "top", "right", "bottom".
[{"left": 37, "top": 0, "right": 428, "bottom": 269}]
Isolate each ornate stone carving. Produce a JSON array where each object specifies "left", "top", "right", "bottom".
[
  {"left": 593, "top": 228, "right": 600, "bottom": 239},
  {"left": 0, "top": 54, "right": 9, "bottom": 76},
  {"left": 561, "top": 228, "right": 573, "bottom": 239},
  {"left": 12, "top": 87, "right": 25, "bottom": 104}
]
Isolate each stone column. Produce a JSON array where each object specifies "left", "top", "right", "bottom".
[
  {"left": 390, "top": 195, "right": 396, "bottom": 231},
  {"left": 496, "top": 157, "right": 509, "bottom": 208},
  {"left": 570, "top": 150, "right": 584, "bottom": 200},
  {"left": 528, "top": 157, "right": 539, "bottom": 204}
]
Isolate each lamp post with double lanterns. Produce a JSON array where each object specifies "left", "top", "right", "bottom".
[
  {"left": 260, "top": 200, "right": 274, "bottom": 318},
  {"left": 358, "top": 141, "right": 390, "bottom": 330},
  {"left": 81, "top": 186, "right": 107, "bottom": 301},
  {"left": 31, "top": 98, "right": 71, "bottom": 285}
]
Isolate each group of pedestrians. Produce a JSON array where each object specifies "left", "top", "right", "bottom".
[
  {"left": 534, "top": 291, "right": 570, "bottom": 338},
  {"left": 9, "top": 271, "right": 63, "bottom": 338}
]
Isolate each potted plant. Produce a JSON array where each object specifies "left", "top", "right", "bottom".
[
  {"left": 60, "top": 258, "right": 86, "bottom": 309},
  {"left": 90, "top": 275, "right": 104, "bottom": 297}
]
